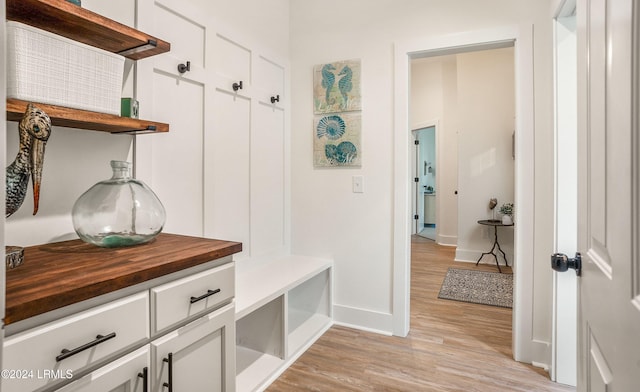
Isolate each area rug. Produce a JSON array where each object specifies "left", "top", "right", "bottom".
[{"left": 437, "top": 268, "right": 513, "bottom": 308}]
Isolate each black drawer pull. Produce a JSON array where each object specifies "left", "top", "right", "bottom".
[
  {"left": 190, "top": 288, "right": 221, "bottom": 304},
  {"left": 56, "top": 332, "right": 116, "bottom": 362},
  {"left": 138, "top": 366, "right": 148, "bottom": 392},
  {"left": 163, "top": 353, "right": 173, "bottom": 391}
]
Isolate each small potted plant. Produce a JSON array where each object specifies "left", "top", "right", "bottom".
[{"left": 499, "top": 202, "right": 513, "bottom": 225}]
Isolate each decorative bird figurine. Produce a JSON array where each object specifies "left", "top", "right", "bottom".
[
  {"left": 321, "top": 63, "right": 336, "bottom": 105},
  {"left": 338, "top": 65, "right": 353, "bottom": 110},
  {"left": 6, "top": 103, "right": 52, "bottom": 217}
]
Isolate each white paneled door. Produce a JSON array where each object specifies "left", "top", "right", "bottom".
[{"left": 576, "top": 0, "right": 640, "bottom": 390}]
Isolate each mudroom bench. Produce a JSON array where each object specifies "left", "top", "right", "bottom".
[{"left": 235, "top": 255, "right": 333, "bottom": 392}]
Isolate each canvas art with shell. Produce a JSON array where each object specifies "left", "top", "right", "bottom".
[{"left": 314, "top": 112, "right": 361, "bottom": 167}]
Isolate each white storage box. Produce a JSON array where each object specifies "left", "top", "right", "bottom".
[{"left": 6, "top": 21, "right": 125, "bottom": 115}]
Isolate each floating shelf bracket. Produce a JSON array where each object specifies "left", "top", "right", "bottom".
[
  {"left": 117, "top": 40, "right": 158, "bottom": 57},
  {"left": 117, "top": 126, "right": 160, "bottom": 135}
]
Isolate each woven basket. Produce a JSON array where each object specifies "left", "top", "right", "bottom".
[{"left": 6, "top": 21, "right": 124, "bottom": 115}]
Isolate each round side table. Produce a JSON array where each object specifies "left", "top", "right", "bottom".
[{"left": 476, "top": 219, "right": 514, "bottom": 273}]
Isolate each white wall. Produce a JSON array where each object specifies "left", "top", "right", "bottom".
[
  {"left": 440, "top": 56, "right": 460, "bottom": 246},
  {"left": 290, "top": 0, "right": 556, "bottom": 368},
  {"left": 455, "top": 48, "right": 515, "bottom": 264}
]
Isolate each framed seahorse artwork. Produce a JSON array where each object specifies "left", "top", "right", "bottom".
[
  {"left": 313, "top": 112, "right": 361, "bottom": 167},
  {"left": 313, "top": 59, "right": 361, "bottom": 114}
]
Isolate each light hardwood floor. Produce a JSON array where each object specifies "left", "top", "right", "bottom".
[{"left": 267, "top": 236, "right": 576, "bottom": 391}]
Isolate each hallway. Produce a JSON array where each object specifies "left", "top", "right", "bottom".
[{"left": 268, "top": 236, "right": 575, "bottom": 391}]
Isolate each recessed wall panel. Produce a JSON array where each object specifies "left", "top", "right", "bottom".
[
  {"left": 154, "top": 2, "right": 205, "bottom": 67},
  {"left": 214, "top": 34, "right": 251, "bottom": 85},
  {"left": 251, "top": 103, "right": 285, "bottom": 256},
  {"left": 207, "top": 90, "right": 251, "bottom": 256},
  {"left": 151, "top": 72, "right": 204, "bottom": 236},
  {"left": 255, "top": 56, "right": 285, "bottom": 98}
]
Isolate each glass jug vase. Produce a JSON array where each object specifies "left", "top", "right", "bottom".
[{"left": 72, "top": 160, "right": 166, "bottom": 248}]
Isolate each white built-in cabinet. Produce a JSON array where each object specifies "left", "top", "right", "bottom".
[
  {"left": 2, "top": 260, "right": 236, "bottom": 392},
  {"left": 57, "top": 307, "right": 235, "bottom": 392},
  {"left": 150, "top": 303, "right": 236, "bottom": 392},
  {"left": 136, "top": 0, "right": 288, "bottom": 260},
  {"left": 235, "top": 256, "right": 333, "bottom": 392}
]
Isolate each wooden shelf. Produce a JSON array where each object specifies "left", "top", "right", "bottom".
[
  {"left": 6, "top": 0, "right": 170, "bottom": 60},
  {"left": 288, "top": 312, "right": 331, "bottom": 356},
  {"left": 7, "top": 99, "right": 169, "bottom": 134},
  {"left": 5, "top": 1, "right": 171, "bottom": 133},
  {"left": 236, "top": 346, "right": 284, "bottom": 392}
]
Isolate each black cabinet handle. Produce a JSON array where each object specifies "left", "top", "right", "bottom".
[
  {"left": 163, "top": 353, "right": 173, "bottom": 391},
  {"left": 56, "top": 332, "right": 116, "bottom": 362},
  {"left": 190, "top": 288, "right": 221, "bottom": 304},
  {"left": 271, "top": 95, "right": 280, "bottom": 104},
  {"left": 137, "top": 367, "right": 148, "bottom": 392},
  {"left": 232, "top": 81, "right": 243, "bottom": 91}
]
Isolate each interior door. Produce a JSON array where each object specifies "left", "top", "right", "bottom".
[
  {"left": 576, "top": 0, "right": 640, "bottom": 390},
  {"left": 413, "top": 133, "right": 425, "bottom": 233}
]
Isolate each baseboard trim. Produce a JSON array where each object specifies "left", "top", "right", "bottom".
[
  {"left": 332, "top": 304, "right": 393, "bottom": 335},
  {"left": 531, "top": 339, "right": 551, "bottom": 372},
  {"left": 437, "top": 234, "right": 457, "bottom": 247},
  {"left": 454, "top": 248, "right": 481, "bottom": 263}
]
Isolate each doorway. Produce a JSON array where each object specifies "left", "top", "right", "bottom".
[
  {"left": 393, "top": 26, "right": 536, "bottom": 364},
  {"left": 409, "top": 48, "right": 515, "bottom": 257},
  {"left": 412, "top": 126, "right": 437, "bottom": 240}
]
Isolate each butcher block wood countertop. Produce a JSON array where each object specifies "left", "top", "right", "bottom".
[{"left": 5, "top": 233, "right": 242, "bottom": 325}]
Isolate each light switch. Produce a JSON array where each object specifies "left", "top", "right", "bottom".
[{"left": 352, "top": 175, "right": 364, "bottom": 193}]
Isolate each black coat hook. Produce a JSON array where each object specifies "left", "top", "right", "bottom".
[
  {"left": 232, "top": 81, "right": 243, "bottom": 91},
  {"left": 270, "top": 95, "right": 280, "bottom": 104},
  {"left": 177, "top": 61, "right": 190, "bottom": 74}
]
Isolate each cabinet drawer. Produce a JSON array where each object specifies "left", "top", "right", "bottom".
[
  {"left": 151, "top": 262, "right": 234, "bottom": 333},
  {"left": 2, "top": 292, "right": 149, "bottom": 392}
]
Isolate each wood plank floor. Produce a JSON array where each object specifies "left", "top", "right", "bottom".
[{"left": 267, "top": 236, "right": 576, "bottom": 391}]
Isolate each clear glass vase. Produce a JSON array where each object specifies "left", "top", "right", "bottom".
[{"left": 72, "top": 160, "right": 166, "bottom": 248}]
